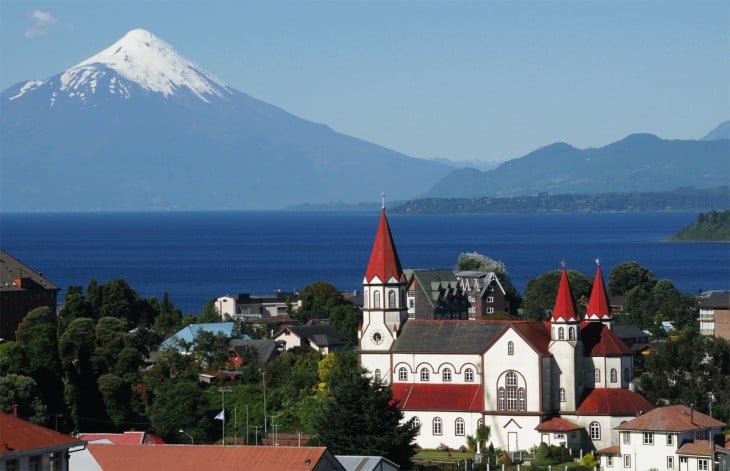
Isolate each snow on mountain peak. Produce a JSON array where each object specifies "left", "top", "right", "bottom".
[{"left": 60, "top": 28, "right": 231, "bottom": 102}]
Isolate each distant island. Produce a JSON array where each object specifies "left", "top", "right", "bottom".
[{"left": 670, "top": 209, "right": 730, "bottom": 241}]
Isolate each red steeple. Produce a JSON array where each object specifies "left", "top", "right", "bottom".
[
  {"left": 364, "top": 209, "right": 404, "bottom": 283},
  {"left": 551, "top": 266, "right": 579, "bottom": 323},
  {"left": 586, "top": 262, "right": 612, "bottom": 321}
]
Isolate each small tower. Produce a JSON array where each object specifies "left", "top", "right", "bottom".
[
  {"left": 359, "top": 203, "right": 407, "bottom": 383},
  {"left": 549, "top": 264, "right": 584, "bottom": 412},
  {"left": 585, "top": 260, "right": 613, "bottom": 329}
]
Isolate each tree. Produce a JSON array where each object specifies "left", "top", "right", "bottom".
[
  {"left": 521, "top": 270, "right": 592, "bottom": 320},
  {"left": 297, "top": 281, "right": 346, "bottom": 323},
  {"left": 455, "top": 252, "right": 523, "bottom": 311},
  {"left": 329, "top": 304, "right": 361, "bottom": 346},
  {"left": 153, "top": 292, "right": 182, "bottom": 338},
  {"left": 146, "top": 374, "right": 215, "bottom": 443},
  {"left": 313, "top": 369, "right": 419, "bottom": 468},
  {"left": 608, "top": 261, "right": 656, "bottom": 296},
  {"left": 198, "top": 301, "right": 219, "bottom": 323},
  {"left": 0, "top": 374, "right": 47, "bottom": 423}
]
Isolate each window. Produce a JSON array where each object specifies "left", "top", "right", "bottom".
[
  {"left": 420, "top": 368, "right": 430, "bottom": 382},
  {"left": 643, "top": 431, "right": 653, "bottom": 445},
  {"left": 623, "top": 455, "right": 631, "bottom": 468},
  {"left": 6, "top": 459, "right": 18, "bottom": 471},
  {"left": 455, "top": 417, "right": 465, "bottom": 436},
  {"left": 443, "top": 368, "right": 452, "bottom": 382},
  {"left": 433, "top": 417, "right": 442, "bottom": 435},
  {"left": 624, "top": 367, "right": 630, "bottom": 381},
  {"left": 518, "top": 387, "right": 526, "bottom": 411},
  {"left": 486, "top": 307, "right": 494, "bottom": 314},
  {"left": 414, "top": 417, "right": 421, "bottom": 427},
  {"left": 594, "top": 368, "right": 601, "bottom": 383},
  {"left": 667, "top": 456, "right": 674, "bottom": 470},
  {"left": 589, "top": 421, "right": 601, "bottom": 440},
  {"left": 465, "top": 368, "right": 474, "bottom": 382},
  {"left": 698, "top": 459, "right": 709, "bottom": 471},
  {"left": 373, "top": 290, "right": 380, "bottom": 308},
  {"left": 388, "top": 290, "right": 396, "bottom": 308},
  {"left": 560, "top": 388, "right": 565, "bottom": 402},
  {"left": 508, "top": 341, "right": 514, "bottom": 355},
  {"left": 374, "top": 369, "right": 381, "bottom": 381},
  {"left": 409, "top": 299, "right": 414, "bottom": 308},
  {"left": 487, "top": 296, "right": 494, "bottom": 303},
  {"left": 611, "top": 368, "right": 617, "bottom": 383},
  {"left": 498, "top": 387, "right": 506, "bottom": 410},
  {"left": 29, "top": 456, "right": 41, "bottom": 471},
  {"left": 607, "top": 456, "right": 613, "bottom": 467},
  {"left": 622, "top": 432, "right": 630, "bottom": 444},
  {"left": 667, "top": 433, "right": 674, "bottom": 446},
  {"left": 569, "top": 327, "right": 575, "bottom": 340},
  {"left": 498, "top": 371, "right": 525, "bottom": 411},
  {"left": 558, "top": 327, "right": 565, "bottom": 340},
  {"left": 398, "top": 367, "right": 408, "bottom": 381},
  {"left": 488, "top": 284, "right": 495, "bottom": 292}
]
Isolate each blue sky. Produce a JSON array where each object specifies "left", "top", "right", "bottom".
[{"left": 1, "top": 0, "right": 727, "bottom": 163}]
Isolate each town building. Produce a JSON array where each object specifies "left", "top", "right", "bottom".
[
  {"left": 274, "top": 325, "right": 348, "bottom": 354},
  {"left": 214, "top": 291, "right": 300, "bottom": 320},
  {"left": 159, "top": 322, "right": 236, "bottom": 353},
  {"left": 0, "top": 250, "right": 59, "bottom": 340},
  {"left": 227, "top": 338, "right": 283, "bottom": 367},
  {"left": 456, "top": 270, "right": 512, "bottom": 318},
  {"left": 359, "top": 209, "right": 655, "bottom": 453},
  {"left": 698, "top": 290, "right": 730, "bottom": 340},
  {"left": 404, "top": 269, "right": 468, "bottom": 320}
]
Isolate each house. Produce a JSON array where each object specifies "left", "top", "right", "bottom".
[
  {"left": 159, "top": 322, "right": 237, "bottom": 353},
  {"left": 274, "top": 325, "right": 348, "bottom": 354},
  {"left": 214, "top": 291, "right": 301, "bottom": 320},
  {"left": 698, "top": 290, "right": 730, "bottom": 339},
  {"left": 597, "top": 405, "right": 728, "bottom": 471},
  {"left": 404, "top": 269, "right": 468, "bottom": 320},
  {"left": 359, "top": 208, "right": 654, "bottom": 453},
  {"left": 0, "top": 250, "right": 60, "bottom": 340},
  {"left": 72, "top": 444, "right": 345, "bottom": 471},
  {"left": 456, "top": 270, "right": 511, "bottom": 319},
  {"left": 77, "top": 431, "right": 165, "bottom": 445},
  {"left": 336, "top": 455, "right": 400, "bottom": 471},
  {"left": 0, "top": 410, "right": 86, "bottom": 471},
  {"left": 227, "top": 338, "right": 283, "bottom": 367}
]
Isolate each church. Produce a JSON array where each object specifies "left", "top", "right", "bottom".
[{"left": 358, "top": 208, "right": 655, "bottom": 454}]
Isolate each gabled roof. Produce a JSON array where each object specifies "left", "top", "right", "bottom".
[
  {"left": 581, "top": 322, "right": 633, "bottom": 356},
  {"left": 85, "top": 444, "right": 344, "bottom": 471},
  {"left": 551, "top": 268, "right": 579, "bottom": 323},
  {"left": 576, "top": 388, "right": 656, "bottom": 416},
  {"left": 160, "top": 322, "right": 236, "bottom": 352},
  {"left": 698, "top": 291, "right": 730, "bottom": 309},
  {"left": 454, "top": 271, "right": 506, "bottom": 296},
  {"left": 595, "top": 445, "right": 620, "bottom": 455},
  {"left": 407, "top": 269, "right": 461, "bottom": 308},
  {"left": 0, "top": 249, "right": 59, "bottom": 292},
  {"left": 280, "top": 325, "right": 347, "bottom": 347},
  {"left": 585, "top": 264, "right": 612, "bottom": 321},
  {"left": 78, "top": 431, "right": 165, "bottom": 445},
  {"left": 391, "top": 383, "right": 483, "bottom": 412},
  {"left": 677, "top": 440, "right": 728, "bottom": 458},
  {"left": 0, "top": 412, "right": 85, "bottom": 457},
  {"left": 336, "top": 455, "right": 400, "bottom": 471},
  {"left": 228, "top": 338, "right": 281, "bottom": 363},
  {"left": 615, "top": 404, "right": 726, "bottom": 432},
  {"left": 535, "top": 417, "right": 583, "bottom": 432},
  {"left": 364, "top": 209, "right": 404, "bottom": 283}
]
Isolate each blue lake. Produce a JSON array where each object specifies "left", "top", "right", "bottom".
[{"left": 1, "top": 211, "right": 727, "bottom": 314}]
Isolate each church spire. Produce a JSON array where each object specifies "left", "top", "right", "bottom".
[
  {"left": 585, "top": 260, "right": 612, "bottom": 322},
  {"left": 364, "top": 208, "right": 404, "bottom": 283},
  {"left": 551, "top": 264, "right": 579, "bottom": 323}
]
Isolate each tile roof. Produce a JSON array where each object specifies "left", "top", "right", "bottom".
[
  {"left": 510, "top": 321, "right": 552, "bottom": 355},
  {"left": 576, "top": 388, "right": 656, "bottom": 416},
  {"left": 229, "top": 338, "right": 281, "bottom": 363},
  {"left": 0, "top": 249, "right": 59, "bottom": 292},
  {"left": 581, "top": 322, "right": 633, "bottom": 356},
  {"left": 77, "top": 431, "right": 165, "bottom": 445},
  {"left": 585, "top": 264, "right": 612, "bottom": 321},
  {"left": 392, "top": 383, "right": 483, "bottom": 412},
  {"left": 595, "top": 445, "right": 620, "bottom": 455},
  {"left": 364, "top": 209, "right": 404, "bottom": 283},
  {"left": 283, "top": 325, "right": 347, "bottom": 347},
  {"left": 535, "top": 417, "right": 583, "bottom": 432},
  {"left": 0, "top": 413, "right": 85, "bottom": 456},
  {"left": 615, "top": 404, "right": 726, "bottom": 432},
  {"left": 86, "top": 444, "right": 344, "bottom": 471},
  {"left": 551, "top": 268, "right": 579, "bottom": 323},
  {"left": 676, "top": 440, "right": 727, "bottom": 458}
]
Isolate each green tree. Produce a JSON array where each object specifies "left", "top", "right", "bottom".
[
  {"left": 313, "top": 369, "right": 419, "bottom": 468},
  {"left": 97, "top": 373, "right": 132, "bottom": 428},
  {"left": 198, "top": 301, "right": 220, "bottom": 323},
  {"left": 455, "top": 252, "right": 522, "bottom": 311},
  {"left": 329, "top": 304, "right": 361, "bottom": 346},
  {"left": 608, "top": 261, "right": 656, "bottom": 296},
  {"left": 297, "top": 281, "right": 346, "bottom": 323},
  {"left": 0, "top": 374, "right": 47, "bottom": 423},
  {"left": 146, "top": 374, "right": 215, "bottom": 443},
  {"left": 153, "top": 292, "right": 182, "bottom": 338},
  {"left": 58, "top": 285, "right": 91, "bottom": 335},
  {"left": 521, "top": 270, "right": 592, "bottom": 321}
]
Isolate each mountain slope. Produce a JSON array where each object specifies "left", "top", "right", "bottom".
[
  {"left": 424, "top": 132, "right": 730, "bottom": 198},
  {"left": 1, "top": 29, "right": 450, "bottom": 211}
]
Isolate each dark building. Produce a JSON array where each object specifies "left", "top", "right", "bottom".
[
  {"left": 455, "top": 270, "right": 511, "bottom": 319},
  {"left": 405, "top": 269, "right": 468, "bottom": 320}
]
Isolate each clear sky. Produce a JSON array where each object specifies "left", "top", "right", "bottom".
[{"left": 1, "top": 0, "right": 728, "bottom": 163}]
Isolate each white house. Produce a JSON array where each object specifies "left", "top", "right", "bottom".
[
  {"left": 359, "top": 208, "right": 655, "bottom": 454},
  {"left": 597, "top": 404, "right": 727, "bottom": 471},
  {"left": 274, "top": 325, "right": 348, "bottom": 355}
]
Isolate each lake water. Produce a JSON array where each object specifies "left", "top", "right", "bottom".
[{"left": 1, "top": 211, "right": 727, "bottom": 314}]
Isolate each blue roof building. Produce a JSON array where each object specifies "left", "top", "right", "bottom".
[{"left": 160, "top": 322, "right": 246, "bottom": 353}]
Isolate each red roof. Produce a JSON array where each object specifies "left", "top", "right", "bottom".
[
  {"left": 86, "top": 444, "right": 341, "bottom": 471},
  {"left": 510, "top": 321, "right": 551, "bottom": 355},
  {"left": 0, "top": 412, "right": 85, "bottom": 456},
  {"left": 595, "top": 445, "right": 620, "bottom": 455},
  {"left": 677, "top": 440, "right": 724, "bottom": 458},
  {"left": 535, "top": 417, "right": 583, "bottom": 432},
  {"left": 585, "top": 264, "right": 612, "bottom": 320},
  {"left": 615, "top": 404, "right": 726, "bottom": 432},
  {"left": 551, "top": 268, "right": 579, "bottom": 322},
  {"left": 581, "top": 322, "right": 633, "bottom": 356},
  {"left": 392, "top": 383, "right": 483, "bottom": 411},
  {"left": 576, "top": 388, "right": 656, "bottom": 416},
  {"left": 78, "top": 431, "right": 166, "bottom": 445},
  {"left": 364, "top": 209, "right": 404, "bottom": 283}
]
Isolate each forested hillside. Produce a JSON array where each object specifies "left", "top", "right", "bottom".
[{"left": 670, "top": 209, "right": 730, "bottom": 241}]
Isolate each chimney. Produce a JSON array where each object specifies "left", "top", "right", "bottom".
[
  {"left": 690, "top": 403, "right": 695, "bottom": 424},
  {"left": 12, "top": 404, "right": 18, "bottom": 417}
]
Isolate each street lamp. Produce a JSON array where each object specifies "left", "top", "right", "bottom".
[
  {"left": 259, "top": 369, "right": 267, "bottom": 438},
  {"left": 220, "top": 387, "right": 232, "bottom": 446},
  {"left": 178, "top": 429, "right": 194, "bottom": 444}
]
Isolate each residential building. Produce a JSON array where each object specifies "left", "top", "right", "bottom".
[
  {"left": 227, "top": 338, "right": 283, "bottom": 367},
  {"left": 159, "top": 322, "right": 237, "bottom": 353},
  {"left": 0, "top": 250, "right": 60, "bottom": 340},
  {"left": 698, "top": 290, "right": 730, "bottom": 339},
  {"left": 336, "top": 455, "right": 400, "bottom": 471},
  {"left": 404, "top": 269, "right": 468, "bottom": 320},
  {"left": 76, "top": 431, "right": 165, "bottom": 445},
  {"left": 214, "top": 291, "right": 300, "bottom": 320},
  {"left": 359, "top": 209, "right": 654, "bottom": 453},
  {"left": 274, "top": 325, "right": 348, "bottom": 354},
  {"left": 455, "top": 270, "right": 511, "bottom": 319},
  {"left": 0, "top": 411, "right": 86, "bottom": 471},
  {"left": 597, "top": 405, "right": 728, "bottom": 471}
]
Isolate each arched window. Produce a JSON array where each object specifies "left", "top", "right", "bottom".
[
  {"left": 508, "top": 341, "right": 514, "bottom": 355},
  {"left": 433, "top": 417, "right": 442, "bottom": 435},
  {"left": 388, "top": 290, "right": 396, "bottom": 308},
  {"left": 559, "top": 388, "right": 566, "bottom": 402},
  {"left": 558, "top": 327, "right": 565, "bottom": 340},
  {"left": 498, "top": 387, "right": 506, "bottom": 410},
  {"left": 506, "top": 371, "right": 518, "bottom": 386},
  {"left": 442, "top": 368, "right": 452, "bottom": 382},
  {"left": 465, "top": 368, "right": 474, "bottom": 382},
  {"left": 610, "top": 368, "right": 617, "bottom": 383},
  {"left": 373, "top": 290, "right": 380, "bottom": 308},
  {"left": 477, "top": 418, "right": 483, "bottom": 428},
  {"left": 589, "top": 421, "right": 601, "bottom": 440},
  {"left": 569, "top": 327, "right": 575, "bottom": 340},
  {"left": 413, "top": 417, "right": 421, "bottom": 428},
  {"left": 398, "top": 367, "right": 408, "bottom": 381},
  {"left": 518, "top": 387, "right": 526, "bottom": 411},
  {"left": 364, "top": 289, "right": 369, "bottom": 308},
  {"left": 594, "top": 368, "right": 601, "bottom": 383},
  {"left": 498, "top": 371, "right": 526, "bottom": 411},
  {"left": 420, "top": 368, "right": 430, "bottom": 382},
  {"left": 455, "top": 418, "right": 465, "bottom": 436},
  {"left": 374, "top": 369, "right": 381, "bottom": 381}
]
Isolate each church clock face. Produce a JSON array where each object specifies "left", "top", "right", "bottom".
[{"left": 371, "top": 330, "right": 383, "bottom": 345}]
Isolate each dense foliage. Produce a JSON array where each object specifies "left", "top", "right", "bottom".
[
  {"left": 670, "top": 209, "right": 730, "bottom": 241},
  {"left": 521, "top": 270, "right": 592, "bottom": 320}
]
